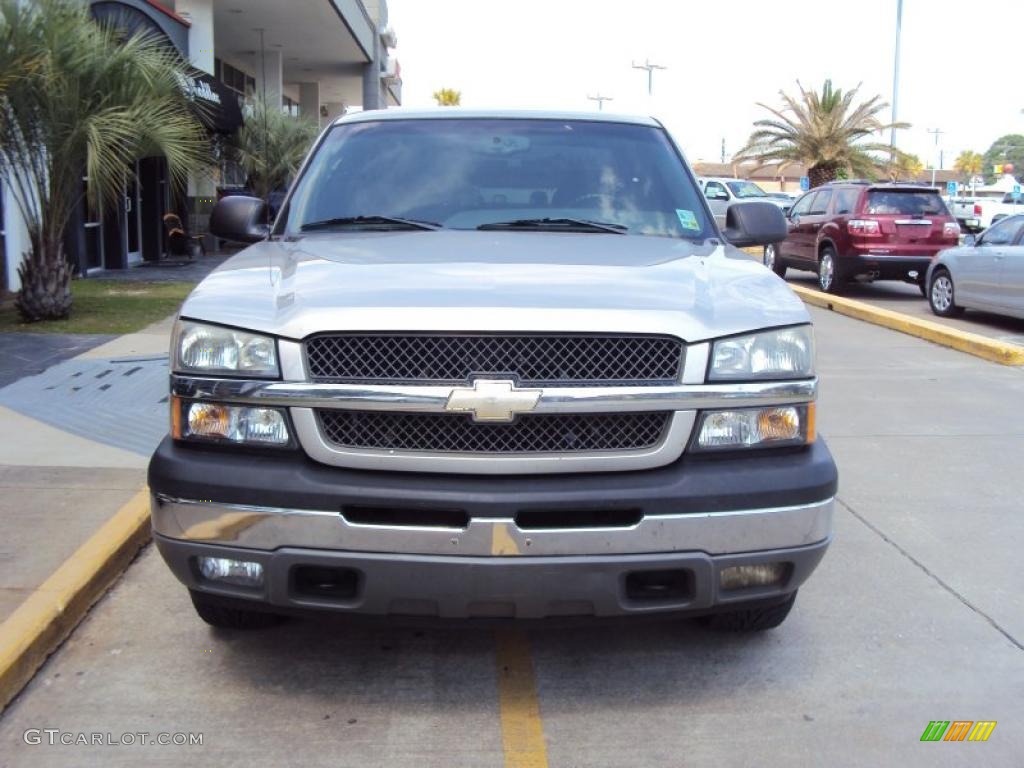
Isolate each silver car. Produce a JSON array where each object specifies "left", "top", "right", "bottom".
[
  {"left": 698, "top": 177, "right": 792, "bottom": 228},
  {"left": 927, "top": 214, "right": 1024, "bottom": 319},
  {"left": 149, "top": 110, "right": 836, "bottom": 634}
]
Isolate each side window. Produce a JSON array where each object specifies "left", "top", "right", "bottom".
[
  {"left": 808, "top": 189, "right": 832, "bottom": 215},
  {"left": 704, "top": 181, "right": 729, "bottom": 200},
  {"left": 834, "top": 188, "right": 860, "bottom": 215},
  {"left": 981, "top": 217, "right": 1023, "bottom": 246},
  {"left": 789, "top": 192, "right": 814, "bottom": 217}
]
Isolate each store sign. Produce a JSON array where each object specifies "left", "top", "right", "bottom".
[{"left": 177, "top": 72, "right": 222, "bottom": 106}]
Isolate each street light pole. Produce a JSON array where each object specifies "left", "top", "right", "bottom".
[
  {"left": 927, "top": 127, "right": 944, "bottom": 187},
  {"left": 587, "top": 94, "right": 613, "bottom": 111},
  {"left": 890, "top": 0, "right": 903, "bottom": 149},
  {"left": 631, "top": 59, "right": 667, "bottom": 96}
]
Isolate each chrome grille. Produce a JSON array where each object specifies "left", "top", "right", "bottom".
[
  {"left": 305, "top": 334, "right": 683, "bottom": 385},
  {"left": 317, "top": 411, "right": 671, "bottom": 454}
]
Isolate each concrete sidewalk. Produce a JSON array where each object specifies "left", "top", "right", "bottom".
[{"left": 0, "top": 316, "right": 173, "bottom": 624}]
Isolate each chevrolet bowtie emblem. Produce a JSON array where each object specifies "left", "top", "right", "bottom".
[{"left": 445, "top": 379, "right": 542, "bottom": 422}]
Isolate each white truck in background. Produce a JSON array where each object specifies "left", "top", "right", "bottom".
[{"left": 949, "top": 191, "right": 1023, "bottom": 232}]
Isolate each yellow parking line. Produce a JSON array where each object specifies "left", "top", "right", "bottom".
[
  {"left": 496, "top": 629, "right": 549, "bottom": 768},
  {"left": 0, "top": 488, "right": 151, "bottom": 712}
]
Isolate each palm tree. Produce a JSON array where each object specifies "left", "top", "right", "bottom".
[
  {"left": 230, "top": 97, "right": 319, "bottom": 205},
  {"left": 734, "top": 80, "right": 909, "bottom": 188},
  {"left": 886, "top": 152, "right": 924, "bottom": 182},
  {"left": 0, "top": 0, "right": 210, "bottom": 321},
  {"left": 953, "top": 150, "right": 983, "bottom": 182},
  {"left": 432, "top": 88, "right": 461, "bottom": 106}
]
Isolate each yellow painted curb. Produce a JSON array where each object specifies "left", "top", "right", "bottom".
[
  {"left": 791, "top": 285, "right": 1024, "bottom": 366},
  {"left": 0, "top": 488, "right": 151, "bottom": 712}
]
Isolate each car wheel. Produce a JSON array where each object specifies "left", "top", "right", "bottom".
[
  {"left": 929, "top": 269, "right": 965, "bottom": 317},
  {"left": 817, "top": 247, "right": 843, "bottom": 293},
  {"left": 190, "top": 590, "right": 286, "bottom": 630},
  {"left": 704, "top": 591, "right": 798, "bottom": 632},
  {"left": 763, "top": 244, "right": 787, "bottom": 277}
]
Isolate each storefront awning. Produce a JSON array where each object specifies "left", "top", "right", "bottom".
[{"left": 183, "top": 70, "right": 244, "bottom": 135}]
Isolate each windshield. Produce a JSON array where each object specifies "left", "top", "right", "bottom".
[
  {"left": 282, "top": 118, "right": 712, "bottom": 239},
  {"left": 864, "top": 190, "right": 949, "bottom": 216},
  {"left": 726, "top": 180, "right": 768, "bottom": 199}
]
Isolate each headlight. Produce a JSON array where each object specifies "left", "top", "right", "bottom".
[
  {"left": 173, "top": 320, "right": 279, "bottom": 378},
  {"left": 692, "top": 404, "right": 815, "bottom": 452},
  {"left": 171, "top": 397, "right": 291, "bottom": 447},
  {"left": 710, "top": 325, "right": 814, "bottom": 381}
]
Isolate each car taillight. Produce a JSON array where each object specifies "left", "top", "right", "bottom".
[
  {"left": 942, "top": 222, "right": 961, "bottom": 239},
  {"left": 974, "top": 204, "right": 983, "bottom": 216},
  {"left": 848, "top": 219, "right": 881, "bottom": 235}
]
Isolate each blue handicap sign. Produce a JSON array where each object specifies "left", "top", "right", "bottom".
[
  {"left": 799, "top": 176, "right": 810, "bottom": 192},
  {"left": 1013, "top": 184, "right": 1021, "bottom": 201},
  {"left": 946, "top": 181, "right": 957, "bottom": 196}
]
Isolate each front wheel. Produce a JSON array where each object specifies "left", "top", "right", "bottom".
[
  {"left": 763, "top": 244, "right": 787, "bottom": 277},
  {"left": 704, "top": 591, "right": 798, "bottom": 632},
  {"left": 817, "top": 247, "right": 843, "bottom": 293},
  {"left": 929, "top": 270, "right": 965, "bottom": 317}
]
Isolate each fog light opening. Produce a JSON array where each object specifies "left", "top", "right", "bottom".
[
  {"left": 197, "top": 556, "right": 265, "bottom": 588},
  {"left": 719, "top": 562, "right": 789, "bottom": 591}
]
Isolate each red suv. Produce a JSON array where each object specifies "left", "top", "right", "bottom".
[{"left": 762, "top": 181, "right": 960, "bottom": 294}]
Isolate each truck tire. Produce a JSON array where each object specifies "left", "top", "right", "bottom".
[
  {"left": 189, "top": 590, "right": 285, "bottom": 630},
  {"left": 763, "top": 244, "right": 787, "bottom": 277},
  {"left": 704, "top": 591, "right": 797, "bottom": 631}
]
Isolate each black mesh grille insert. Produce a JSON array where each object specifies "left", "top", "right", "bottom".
[
  {"left": 317, "top": 411, "right": 671, "bottom": 453},
  {"left": 305, "top": 334, "right": 683, "bottom": 385}
]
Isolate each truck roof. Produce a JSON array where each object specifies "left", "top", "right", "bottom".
[{"left": 332, "top": 108, "right": 662, "bottom": 128}]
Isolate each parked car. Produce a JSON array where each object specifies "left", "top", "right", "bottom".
[
  {"left": 764, "top": 181, "right": 961, "bottom": 294},
  {"left": 949, "top": 192, "right": 1024, "bottom": 232},
  {"left": 927, "top": 214, "right": 1024, "bottom": 319},
  {"left": 698, "top": 176, "right": 792, "bottom": 226},
  {"left": 149, "top": 109, "right": 837, "bottom": 634}
]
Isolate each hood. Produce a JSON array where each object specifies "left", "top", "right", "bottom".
[{"left": 181, "top": 230, "right": 809, "bottom": 342}]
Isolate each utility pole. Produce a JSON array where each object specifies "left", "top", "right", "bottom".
[
  {"left": 927, "top": 127, "right": 944, "bottom": 187},
  {"left": 721, "top": 138, "right": 726, "bottom": 164},
  {"left": 890, "top": 0, "right": 903, "bottom": 149},
  {"left": 631, "top": 59, "right": 667, "bottom": 96},
  {"left": 587, "top": 94, "right": 613, "bottom": 111}
]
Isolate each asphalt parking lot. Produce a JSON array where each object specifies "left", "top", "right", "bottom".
[{"left": 1, "top": 307, "right": 1022, "bottom": 767}]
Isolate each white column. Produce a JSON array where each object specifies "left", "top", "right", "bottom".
[
  {"left": 299, "top": 82, "right": 321, "bottom": 126},
  {"left": 254, "top": 49, "right": 283, "bottom": 109},
  {"left": 176, "top": 0, "right": 215, "bottom": 75}
]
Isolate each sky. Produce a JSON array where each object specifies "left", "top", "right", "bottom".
[{"left": 386, "top": 0, "right": 1024, "bottom": 169}]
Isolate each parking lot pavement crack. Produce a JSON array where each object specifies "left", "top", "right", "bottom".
[{"left": 837, "top": 496, "right": 1023, "bottom": 652}]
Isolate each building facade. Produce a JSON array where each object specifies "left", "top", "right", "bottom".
[{"left": 1, "top": 0, "right": 401, "bottom": 292}]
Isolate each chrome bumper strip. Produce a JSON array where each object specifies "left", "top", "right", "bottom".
[
  {"left": 151, "top": 494, "right": 834, "bottom": 558},
  {"left": 170, "top": 376, "right": 818, "bottom": 414}
]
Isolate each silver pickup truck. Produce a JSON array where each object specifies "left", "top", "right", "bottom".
[{"left": 149, "top": 110, "right": 837, "bottom": 633}]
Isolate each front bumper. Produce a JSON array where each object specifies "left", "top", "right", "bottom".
[{"left": 149, "top": 437, "right": 836, "bottom": 618}]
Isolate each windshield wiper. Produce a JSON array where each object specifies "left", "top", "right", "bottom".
[
  {"left": 300, "top": 215, "right": 441, "bottom": 232},
  {"left": 477, "top": 217, "right": 627, "bottom": 234}
]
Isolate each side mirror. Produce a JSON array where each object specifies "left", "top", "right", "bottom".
[
  {"left": 208, "top": 195, "right": 271, "bottom": 244},
  {"left": 707, "top": 192, "right": 729, "bottom": 201},
  {"left": 721, "top": 201, "right": 787, "bottom": 247}
]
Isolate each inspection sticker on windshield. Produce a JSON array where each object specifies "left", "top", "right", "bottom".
[{"left": 675, "top": 209, "right": 700, "bottom": 231}]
